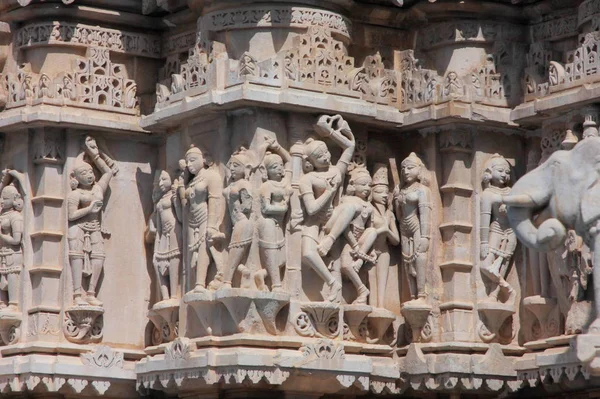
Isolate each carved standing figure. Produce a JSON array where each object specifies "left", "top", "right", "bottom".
[
  {"left": 256, "top": 141, "right": 293, "bottom": 292},
  {"left": 480, "top": 154, "right": 517, "bottom": 303},
  {"left": 67, "top": 136, "right": 115, "bottom": 307},
  {"left": 370, "top": 164, "right": 400, "bottom": 308},
  {"left": 0, "top": 170, "right": 25, "bottom": 312},
  {"left": 221, "top": 147, "right": 257, "bottom": 289},
  {"left": 321, "top": 166, "right": 378, "bottom": 304},
  {"left": 181, "top": 145, "right": 225, "bottom": 294},
  {"left": 146, "top": 170, "right": 183, "bottom": 304},
  {"left": 298, "top": 115, "right": 355, "bottom": 303},
  {"left": 393, "top": 152, "right": 431, "bottom": 302}
]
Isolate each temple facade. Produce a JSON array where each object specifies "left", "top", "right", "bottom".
[{"left": 0, "top": 0, "right": 598, "bottom": 398}]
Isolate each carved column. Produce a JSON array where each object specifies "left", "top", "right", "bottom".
[
  {"left": 435, "top": 125, "right": 475, "bottom": 342},
  {"left": 27, "top": 127, "right": 65, "bottom": 342}
]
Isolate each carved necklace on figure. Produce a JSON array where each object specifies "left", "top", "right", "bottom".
[{"left": 397, "top": 182, "right": 421, "bottom": 205}]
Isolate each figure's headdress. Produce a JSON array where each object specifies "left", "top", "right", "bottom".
[
  {"left": 401, "top": 152, "right": 424, "bottom": 168},
  {"left": 372, "top": 163, "right": 389, "bottom": 188}
]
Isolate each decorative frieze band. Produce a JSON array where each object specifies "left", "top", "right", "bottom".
[
  {"left": 418, "top": 21, "right": 524, "bottom": 50},
  {"left": 579, "top": 0, "right": 600, "bottom": 27},
  {"left": 162, "top": 30, "right": 196, "bottom": 56},
  {"left": 202, "top": 6, "right": 351, "bottom": 39},
  {"left": 531, "top": 15, "right": 578, "bottom": 42},
  {"left": 16, "top": 21, "right": 161, "bottom": 59}
]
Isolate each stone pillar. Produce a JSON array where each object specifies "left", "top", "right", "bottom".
[
  {"left": 436, "top": 125, "right": 475, "bottom": 342},
  {"left": 27, "top": 127, "right": 65, "bottom": 342}
]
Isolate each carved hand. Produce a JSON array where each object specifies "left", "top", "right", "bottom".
[
  {"left": 85, "top": 136, "right": 100, "bottom": 156},
  {"left": 265, "top": 136, "right": 279, "bottom": 151},
  {"left": 90, "top": 200, "right": 103, "bottom": 214},
  {"left": 417, "top": 237, "right": 429, "bottom": 253},
  {"left": 207, "top": 227, "right": 225, "bottom": 244},
  {"left": 480, "top": 242, "right": 489, "bottom": 260}
]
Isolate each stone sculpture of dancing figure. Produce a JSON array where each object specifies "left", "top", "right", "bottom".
[
  {"left": 256, "top": 140, "right": 293, "bottom": 292},
  {"left": 393, "top": 152, "right": 431, "bottom": 303},
  {"left": 370, "top": 164, "right": 400, "bottom": 308},
  {"left": 0, "top": 170, "right": 25, "bottom": 312},
  {"left": 298, "top": 115, "right": 355, "bottom": 303},
  {"left": 180, "top": 145, "right": 225, "bottom": 294},
  {"left": 320, "top": 166, "right": 378, "bottom": 304},
  {"left": 146, "top": 170, "right": 183, "bottom": 304},
  {"left": 67, "top": 136, "right": 115, "bottom": 307},
  {"left": 480, "top": 154, "right": 516, "bottom": 303}
]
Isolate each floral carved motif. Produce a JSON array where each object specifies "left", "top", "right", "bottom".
[{"left": 16, "top": 22, "right": 161, "bottom": 58}]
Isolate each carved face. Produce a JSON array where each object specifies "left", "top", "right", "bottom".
[
  {"left": 75, "top": 164, "right": 95, "bottom": 187},
  {"left": 0, "top": 186, "right": 17, "bottom": 211},
  {"left": 353, "top": 177, "right": 372, "bottom": 200},
  {"left": 371, "top": 185, "right": 389, "bottom": 205},
  {"left": 227, "top": 158, "right": 246, "bottom": 181},
  {"left": 185, "top": 152, "right": 204, "bottom": 175},
  {"left": 266, "top": 156, "right": 284, "bottom": 181},
  {"left": 309, "top": 143, "right": 331, "bottom": 169},
  {"left": 158, "top": 171, "right": 172, "bottom": 193},
  {"left": 490, "top": 161, "right": 510, "bottom": 187},
  {"left": 401, "top": 161, "right": 420, "bottom": 184}
]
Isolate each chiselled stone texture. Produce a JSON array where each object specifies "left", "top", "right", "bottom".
[{"left": 1, "top": 1, "right": 600, "bottom": 399}]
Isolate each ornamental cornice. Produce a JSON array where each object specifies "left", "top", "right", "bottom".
[
  {"left": 16, "top": 21, "right": 161, "bottom": 59},
  {"left": 202, "top": 5, "right": 352, "bottom": 40},
  {"left": 418, "top": 20, "right": 525, "bottom": 51}
]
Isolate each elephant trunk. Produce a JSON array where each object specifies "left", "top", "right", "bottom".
[{"left": 504, "top": 196, "right": 567, "bottom": 252}]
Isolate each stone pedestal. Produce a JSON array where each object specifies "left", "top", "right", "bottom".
[
  {"left": 147, "top": 299, "right": 179, "bottom": 345},
  {"left": 343, "top": 304, "right": 371, "bottom": 342},
  {"left": 63, "top": 305, "right": 104, "bottom": 344},
  {"left": 0, "top": 310, "right": 21, "bottom": 345},
  {"left": 367, "top": 308, "right": 396, "bottom": 344},
  {"left": 184, "top": 290, "right": 218, "bottom": 336},
  {"left": 401, "top": 300, "right": 433, "bottom": 343},
  {"left": 477, "top": 301, "right": 515, "bottom": 343}
]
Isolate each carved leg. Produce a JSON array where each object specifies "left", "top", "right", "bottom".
[
  {"left": 260, "top": 247, "right": 283, "bottom": 292},
  {"left": 69, "top": 256, "right": 87, "bottom": 306},
  {"left": 194, "top": 239, "right": 211, "bottom": 292},
  {"left": 341, "top": 263, "right": 369, "bottom": 305},
  {"left": 415, "top": 253, "right": 427, "bottom": 298},
  {"left": 87, "top": 257, "right": 104, "bottom": 306},
  {"left": 169, "top": 256, "right": 181, "bottom": 300},
  {"left": 302, "top": 237, "right": 341, "bottom": 303},
  {"left": 222, "top": 245, "right": 251, "bottom": 288},
  {"left": 155, "top": 266, "right": 170, "bottom": 302},
  {"left": 6, "top": 273, "right": 18, "bottom": 311},
  {"left": 376, "top": 252, "right": 390, "bottom": 309}
]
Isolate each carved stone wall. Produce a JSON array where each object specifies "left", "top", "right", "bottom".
[{"left": 0, "top": 1, "right": 598, "bottom": 398}]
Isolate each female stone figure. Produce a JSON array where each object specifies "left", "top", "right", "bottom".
[
  {"left": 321, "top": 166, "right": 378, "bottom": 304},
  {"left": 221, "top": 147, "right": 256, "bottom": 289},
  {"left": 146, "top": 170, "right": 183, "bottom": 304},
  {"left": 181, "top": 145, "right": 225, "bottom": 294},
  {"left": 0, "top": 170, "right": 25, "bottom": 312},
  {"left": 298, "top": 114, "right": 355, "bottom": 303},
  {"left": 257, "top": 141, "right": 293, "bottom": 292},
  {"left": 67, "top": 136, "right": 114, "bottom": 307},
  {"left": 370, "top": 163, "right": 400, "bottom": 308},
  {"left": 393, "top": 152, "right": 431, "bottom": 302},
  {"left": 480, "top": 154, "right": 516, "bottom": 302}
]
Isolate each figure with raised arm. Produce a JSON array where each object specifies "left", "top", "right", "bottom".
[
  {"left": 298, "top": 115, "right": 355, "bottom": 303},
  {"left": 256, "top": 139, "right": 293, "bottom": 292},
  {"left": 67, "top": 136, "right": 115, "bottom": 307}
]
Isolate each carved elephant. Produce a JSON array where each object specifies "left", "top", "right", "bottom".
[{"left": 504, "top": 136, "right": 600, "bottom": 332}]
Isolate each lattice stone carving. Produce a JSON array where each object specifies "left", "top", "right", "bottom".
[{"left": 4, "top": 47, "right": 138, "bottom": 114}]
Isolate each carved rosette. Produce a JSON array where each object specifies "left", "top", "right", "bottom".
[
  {"left": 63, "top": 305, "right": 104, "bottom": 344},
  {"left": 294, "top": 302, "right": 341, "bottom": 339}
]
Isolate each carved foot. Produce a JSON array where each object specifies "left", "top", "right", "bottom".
[
  {"left": 352, "top": 285, "right": 369, "bottom": 305},
  {"left": 327, "top": 281, "right": 342, "bottom": 303}
]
